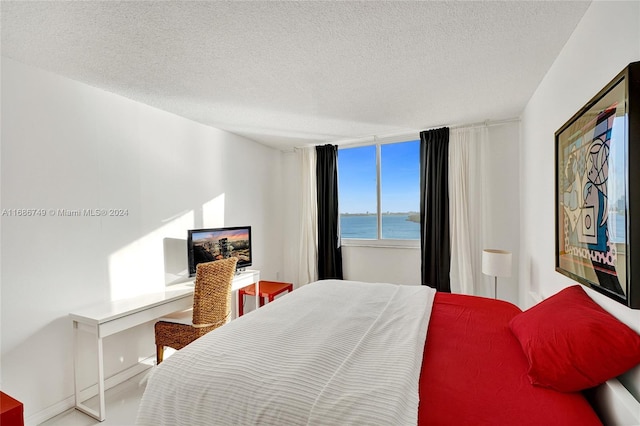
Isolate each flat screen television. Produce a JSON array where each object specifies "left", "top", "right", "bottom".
[{"left": 187, "top": 226, "right": 252, "bottom": 277}]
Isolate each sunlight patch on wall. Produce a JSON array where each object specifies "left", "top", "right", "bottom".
[
  {"left": 202, "top": 193, "right": 225, "bottom": 228},
  {"left": 108, "top": 211, "right": 194, "bottom": 301}
]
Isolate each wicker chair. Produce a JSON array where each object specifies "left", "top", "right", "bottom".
[{"left": 154, "top": 257, "right": 237, "bottom": 364}]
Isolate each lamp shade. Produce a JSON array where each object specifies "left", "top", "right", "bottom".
[{"left": 482, "top": 249, "right": 512, "bottom": 277}]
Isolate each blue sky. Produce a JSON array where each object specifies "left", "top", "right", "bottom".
[{"left": 338, "top": 140, "right": 420, "bottom": 214}]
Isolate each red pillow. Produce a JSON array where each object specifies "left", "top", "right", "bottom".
[{"left": 509, "top": 285, "right": 640, "bottom": 392}]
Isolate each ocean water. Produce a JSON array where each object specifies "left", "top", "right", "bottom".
[
  {"left": 340, "top": 214, "right": 420, "bottom": 240},
  {"left": 341, "top": 212, "right": 624, "bottom": 242}
]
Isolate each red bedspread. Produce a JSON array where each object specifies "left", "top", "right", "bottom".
[{"left": 418, "top": 293, "right": 602, "bottom": 425}]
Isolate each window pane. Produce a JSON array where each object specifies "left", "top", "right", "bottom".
[
  {"left": 381, "top": 140, "right": 420, "bottom": 240},
  {"left": 338, "top": 145, "right": 377, "bottom": 239}
]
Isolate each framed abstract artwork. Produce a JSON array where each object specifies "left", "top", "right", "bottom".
[{"left": 555, "top": 61, "right": 640, "bottom": 309}]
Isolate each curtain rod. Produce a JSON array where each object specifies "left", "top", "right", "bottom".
[
  {"left": 295, "top": 117, "right": 521, "bottom": 149},
  {"left": 450, "top": 117, "right": 520, "bottom": 130}
]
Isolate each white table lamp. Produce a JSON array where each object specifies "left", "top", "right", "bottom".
[{"left": 482, "top": 249, "right": 512, "bottom": 299}]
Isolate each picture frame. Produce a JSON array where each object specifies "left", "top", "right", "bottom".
[{"left": 555, "top": 61, "right": 640, "bottom": 309}]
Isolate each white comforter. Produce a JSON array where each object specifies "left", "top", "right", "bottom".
[{"left": 137, "top": 279, "right": 435, "bottom": 426}]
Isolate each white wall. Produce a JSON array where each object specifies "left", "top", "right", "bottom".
[
  {"left": 0, "top": 58, "right": 284, "bottom": 422},
  {"left": 342, "top": 245, "right": 421, "bottom": 286},
  {"left": 520, "top": 0, "right": 640, "bottom": 394}
]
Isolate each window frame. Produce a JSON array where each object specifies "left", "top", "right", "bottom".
[{"left": 338, "top": 135, "right": 420, "bottom": 249}]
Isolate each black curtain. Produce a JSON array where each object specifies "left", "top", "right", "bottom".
[
  {"left": 419, "top": 128, "right": 451, "bottom": 292},
  {"left": 316, "top": 144, "right": 344, "bottom": 280}
]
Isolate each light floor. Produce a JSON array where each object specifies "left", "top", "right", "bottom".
[{"left": 39, "top": 370, "right": 148, "bottom": 426}]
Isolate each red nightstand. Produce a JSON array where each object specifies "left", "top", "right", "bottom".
[
  {"left": 238, "top": 280, "right": 293, "bottom": 316},
  {"left": 1, "top": 391, "right": 24, "bottom": 426}
]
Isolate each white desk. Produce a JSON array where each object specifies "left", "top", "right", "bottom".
[{"left": 70, "top": 270, "right": 259, "bottom": 421}]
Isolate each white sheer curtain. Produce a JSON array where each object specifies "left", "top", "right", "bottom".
[
  {"left": 296, "top": 147, "right": 318, "bottom": 286},
  {"left": 448, "top": 127, "right": 489, "bottom": 295}
]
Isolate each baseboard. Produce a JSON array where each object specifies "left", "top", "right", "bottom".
[{"left": 25, "top": 357, "right": 154, "bottom": 426}]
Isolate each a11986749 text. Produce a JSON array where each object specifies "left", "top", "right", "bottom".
[{"left": 1, "top": 208, "right": 129, "bottom": 217}]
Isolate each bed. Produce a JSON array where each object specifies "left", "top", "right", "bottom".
[{"left": 136, "top": 280, "right": 640, "bottom": 425}]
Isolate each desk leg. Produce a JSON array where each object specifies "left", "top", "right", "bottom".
[
  {"left": 96, "top": 336, "right": 106, "bottom": 421},
  {"left": 73, "top": 321, "right": 80, "bottom": 410},
  {"left": 234, "top": 291, "right": 239, "bottom": 321},
  {"left": 73, "top": 322, "right": 106, "bottom": 421},
  {"left": 255, "top": 281, "right": 260, "bottom": 311},
  {"left": 234, "top": 281, "right": 260, "bottom": 318}
]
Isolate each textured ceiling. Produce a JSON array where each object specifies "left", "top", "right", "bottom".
[{"left": 1, "top": 1, "right": 591, "bottom": 150}]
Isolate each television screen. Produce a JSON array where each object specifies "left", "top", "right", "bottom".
[{"left": 187, "top": 226, "right": 252, "bottom": 277}]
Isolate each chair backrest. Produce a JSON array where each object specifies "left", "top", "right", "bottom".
[{"left": 192, "top": 257, "right": 238, "bottom": 326}]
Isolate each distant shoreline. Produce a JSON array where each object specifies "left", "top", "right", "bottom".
[
  {"left": 341, "top": 212, "right": 420, "bottom": 223},
  {"left": 341, "top": 212, "right": 417, "bottom": 216}
]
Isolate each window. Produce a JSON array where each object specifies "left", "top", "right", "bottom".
[{"left": 338, "top": 139, "right": 420, "bottom": 244}]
